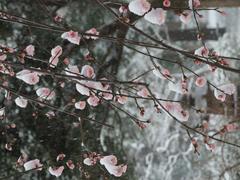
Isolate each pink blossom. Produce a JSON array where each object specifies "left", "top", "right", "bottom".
[
  {"left": 189, "top": 0, "right": 201, "bottom": 9},
  {"left": 0, "top": 54, "right": 7, "bottom": 61},
  {"left": 163, "top": 0, "right": 171, "bottom": 7},
  {"left": 25, "top": 45, "right": 35, "bottom": 56},
  {"left": 195, "top": 76, "right": 206, "bottom": 87},
  {"left": 49, "top": 45, "right": 62, "bottom": 68},
  {"left": 100, "top": 155, "right": 127, "bottom": 177},
  {"left": 119, "top": 5, "right": 128, "bottom": 14},
  {"left": 61, "top": 30, "right": 80, "bottom": 45},
  {"left": 224, "top": 123, "right": 238, "bottom": 132},
  {"left": 65, "top": 65, "right": 80, "bottom": 76},
  {"left": 16, "top": 70, "right": 40, "bottom": 85},
  {"left": 194, "top": 46, "right": 209, "bottom": 57},
  {"left": 48, "top": 166, "right": 64, "bottom": 177},
  {"left": 144, "top": 8, "right": 165, "bottom": 25},
  {"left": 81, "top": 65, "right": 95, "bottom": 79},
  {"left": 85, "top": 28, "right": 99, "bottom": 40},
  {"left": 75, "top": 101, "right": 86, "bottom": 110},
  {"left": 36, "top": 87, "right": 55, "bottom": 100},
  {"left": 66, "top": 160, "right": 75, "bottom": 170},
  {"left": 205, "top": 143, "right": 216, "bottom": 152},
  {"left": 101, "top": 91, "right": 113, "bottom": 100},
  {"left": 214, "top": 83, "right": 236, "bottom": 102},
  {"left": 24, "top": 159, "right": 43, "bottom": 171},
  {"left": 17, "top": 153, "right": 28, "bottom": 166},
  {"left": 137, "top": 87, "right": 149, "bottom": 97},
  {"left": 153, "top": 68, "right": 171, "bottom": 79},
  {"left": 180, "top": 11, "right": 192, "bottom": 24},
  {"left": 128, "top": 0, "right": 151, "bottom": 16},
  {"left": 83, "top": 158, "right": 94, "bottom": 166},
  {"left": 56, "top": 153, "right": 66, "bottom": 161},
  {"left": 87, "top": 95, "right": 100, "bottom": 107},
  {"left": 15, "top": 97, "right": 28, "bottom": 108},
  {"left": 162, "top": 102, "right": 189, "bottom": 122},
  {"left": 117, "top": 95, "right": 128, "bottom": 104}
]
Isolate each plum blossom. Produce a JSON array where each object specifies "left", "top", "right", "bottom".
[
  {"left": 194, "top": 46, "right": 209, "bottom": 57},
  {"left": 87, "top": 95, "right": 100, "bottom": 107},
  {"left": 144, "top": 8, "right": 165, "bottom": 25},
  {"left": 49, "top": 45, "right": 62, "bottom": 68},
  {"left": 162, "top": 102, "right": 189, "bottom": 122},
  {"left": 116, "top": 95, "right": 128, "bottom": 104},
  {"left": 75, "top": 101, "right": 86, "bottom": 110},
  {"left": 36, "top": 87, "right": 55, "bottom": 100},
  {"left": 0, "top": 54, "right": 7, "bottom": 61},
  {"left": 81, "top": 65, "right": 95, "bottom": 79},
  {"left": 100, "top": 155, "right": 127, "bottom": 177},
  {"left": 137, "top": 87, "right": 149, "bottom": 97},
  {"left": 65, "top": 65, "right": 80, "bottom": 76},
  {"left": 24, "top": 159, "right": 43, "bottom": 171},
  {"left": 83, "top": 158, "right": 94, "bottom": 166},
  {"left": 153, "top": 68, "right": 171, "bottom": 79},
  {"left": 61, "top": 30, "right": 80, "bottom": 45},
  {"left": 25, "top": 45, "right": 35, "bottom": 56},
  {"left": 66, "top": 160, "right": 75, "bottom": 169},
  {"left": 180, "top": 11, "right": 192, "bottom": 24},
  {"left": 76, "top": 82, "right": 90, "bottom": 96},
  {"left": 195, "top": 76, "right": 206, "bottom": 87},
  {"left": 48, "top": 166, "right": 64, "bottom": 177},
  {"left": 189, "top": 0, "right": 201, "bottom": 9},
  {"left": 56, "top": 153, "right": 66, "bottom": 161},
  {"left": 16, "top": 70, "right": 40, "bottom": 85},
  {"left": 128, "top": 0, "right": 151, "bottom": 16},
  {"left": 163, "top": 0, "right": 171, "bottom": 7},
  {"left": 15, "top": 97, "right": 28, "bottom": 108},
  {"left": 85, "top": 28, "right": 99, "bottom": 40},
  {"left": 214, "top": 83, "right": 236, "bottom": 102}
]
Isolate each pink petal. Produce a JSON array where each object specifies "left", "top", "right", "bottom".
[
  {"left": 87, "top": 95, "right": 100, "bottom": 107},
  {"left": 36, "top": 87, "right": 55, "bottom": 100},
  {"left": 25, "top": 45, "right": 35, "bottom": 56},
  {"left": 48, "top": 166, "right": 64, "bottom": 177},
  {"left": 0, "top": 54, "right": 7, "bottom": 61},
  {"left": 144, "top": 8, "right": 165, "bottom": 25},
  {"left": 137, "top": 87, "right": 149, "bottom": 97},
  {"left": 128, "top": 0, "right": 151, "bottom": 16},
  {"left": 15, "top": 97, "right": 28, "bottom": 108},
  {"left": 85, "top": 28, "right": 99, "bottom": 40},
  {"left": 61, "top": 30, "right": 80, "bottom": 45},
  {"left": 195, "top": 76, "right": 206, "bottom": 87},
  {"left": 81, "top": 65, "right": 95, "bottom": 79},
  {"left": 24, "top": 159, "right": 43, "bottom": 171},
  {"left": 75, "top": 101, "right": 86, "bottom": 110}
]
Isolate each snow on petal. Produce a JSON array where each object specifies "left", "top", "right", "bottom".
[
  {"left": 36, "top": 87, "right": 55, "bottom": 100},
  {"left": 56, "top": 153, "right": 66, "bottom": 162},
  {"left": 16, "top": 70, "right": 40, "bottom": 85},
  {"left": 87, "top": 95, "right": 100, "bottom": 107},
  {"left": 85, "top": 28, "right": 99, "bottom": 40},
  {"left": 66, "top": 160, "right": 75, "bottom": 170},
  {"left": 195, "top": 76, "right": 206, "bottom": 87},
  {"left": 144, "top": 8, "right": 165, "bottom": 25},
  {"left": 75, "top": 101, "right": 86, "bottom": 110},
  {"left": 24, "top": 159, "right": 43, "bottom": 171},
  {"left": 48, "top": 166, "right": 64, "bottom": 177},
  {"left": 117, "top": 95, "right": 128, "bottom": 104},
  {"left": 25, "top": 45, "right": 35, "bottom": 56},
  {"left": 214, "top": 83, "right": 236, "bottom": 102},
  {"left": 128, "top": 0, "right": 151, "bottom": 16},
  {"left": 81, "top": 65, "right": 95, "bottom": 79},
  {"left": 15, "top": 97, "right": 28, "bottom": 108},
  {"left": 61, "top": 30, "right": 80, "bottom": 45}
]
